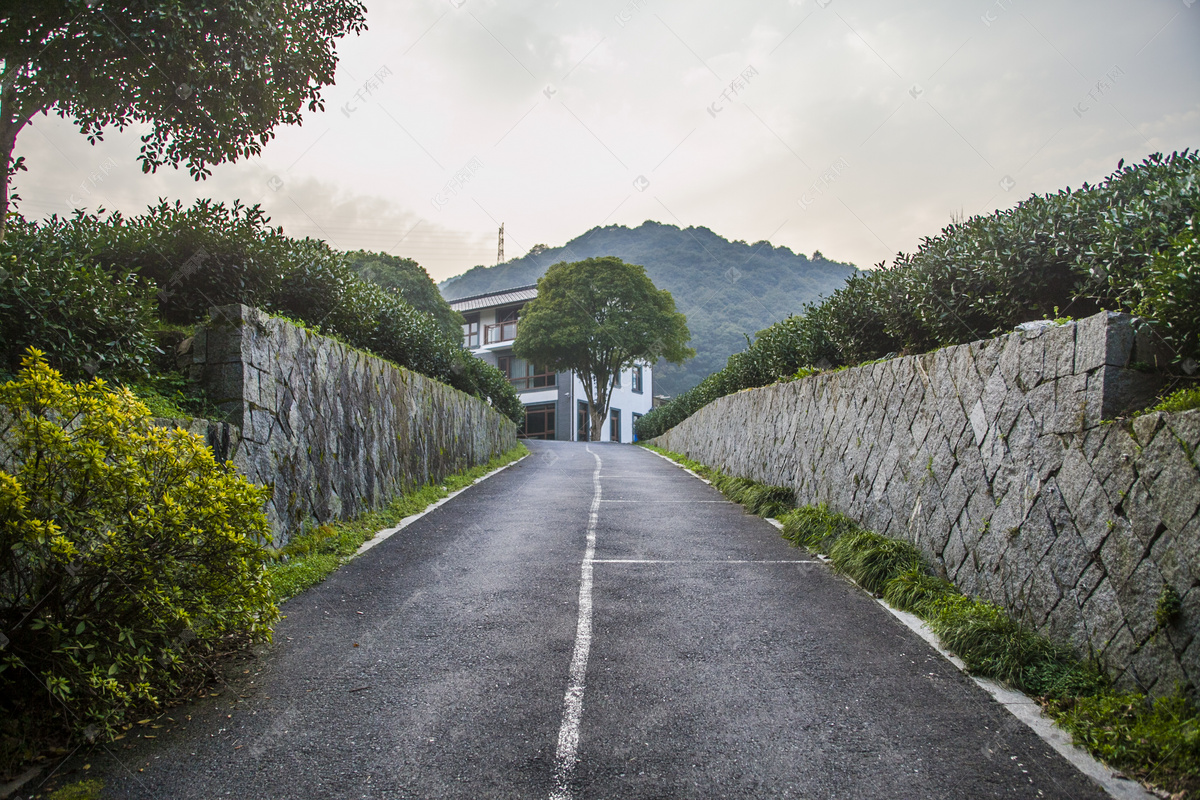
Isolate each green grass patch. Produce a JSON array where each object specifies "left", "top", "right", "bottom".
[
  {"left": 882, "top": 566, "right": 959, "bottom": 615},
  {"left": 828, "top": 530, "right": 923, "bottom": 595},
  {"left": 48, "top": 780, "right": 105, "bottom": 800},
  {"left": 1049, "top": 692, "right": 1200, "bottom": 797},
  {"left": 640, "top": 444, "right": 795, "bottom": 518},
  {"left": 927, "top": 596, "right": 1106, "bottom": 699},
  {"left": 266, "top": 444, "right": 528, "bottom": 603},
  {"left": 639, "top": 443, "right": 715, "bottom": 478},
  {"left": 778, "top": 504, "right": 859, "bottom": 551}
]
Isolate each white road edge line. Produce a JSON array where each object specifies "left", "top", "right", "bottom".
[
  {"left": 354, "top": 453, "right": 530, "bottom": 557},
  {"left": 550, "top": 447, "right": 602, "bottom": 800},
  {"left": 762, "top": 515, "right": 1154, "bottom": 800},
  {"left": 641, "top": 446, "right": 712, "bottom": 483}
]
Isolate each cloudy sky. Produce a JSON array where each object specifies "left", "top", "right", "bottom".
[{"left": 14, "top": 0, "right": 1200, "bottom": 283}]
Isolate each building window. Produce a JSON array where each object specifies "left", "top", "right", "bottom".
[
  {"left": 610, "top": 407, "right": 621, "bottom": 443},
  {"left": 631, "top": 365, "right": 643, "bottom": 393},
  {"left": 613, "top": 370, "right": 620, "bottom": 389},
  {"left": 485, "top": 306, "right": 519, "bottom": 344},
  {"left": 498, "top": 355, "right": 557, "bottom": 390},
  {"left": 632, "top": 412, "right": 642, "bottom": 442},
  {"left": 577, "top": 401, "right": 590, "bottom": 441},
  {"left": 462, "top": 314, "right": 480, "bottom": 349},
  {"left": 520, "top": 403, "right": 556, "bottom": 440}
]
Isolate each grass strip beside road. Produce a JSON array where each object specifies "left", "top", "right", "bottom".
[
  {"left": 267, "top": 444, "right": 529, "bottom": 603},
  {"left": 639, "top": 443, "right": 1200, "bottom": 799}
]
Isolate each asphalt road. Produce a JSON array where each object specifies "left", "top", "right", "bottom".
[{"left": 70, "top": 441, "right": 1106, "bottom": 799}]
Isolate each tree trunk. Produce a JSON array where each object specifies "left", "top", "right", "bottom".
[
  {"left": 0, "top": 89, "right": 35, "bottom": 243},
  {"left": 0, "top": 128, "right": 14, "bottom": 243},
  {"left": 589, "top": 406, "right": 604, "bottom": 442},
  {"left": 585, "top": 373, "right": 615, "bottom": 442}
]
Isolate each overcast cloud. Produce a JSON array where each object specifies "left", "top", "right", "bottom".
[{"left": 14, "top": 0, "right": 1200, "bottom": 282}]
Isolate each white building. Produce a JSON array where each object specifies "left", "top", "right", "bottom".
[{"left": 449, "top": 284, "right": 654, "bottom": 442}]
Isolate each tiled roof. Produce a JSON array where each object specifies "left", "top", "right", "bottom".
[{"left": 448, "top": 284, "right": 539, "bottom": 312}]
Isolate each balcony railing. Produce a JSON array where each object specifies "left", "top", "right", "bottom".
[{"left": 484, "top": 320, "right": 517, "bottom": 344}]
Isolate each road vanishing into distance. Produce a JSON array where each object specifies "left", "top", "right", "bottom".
[{"left": 81, "top": 442, "right": 1106, "bottom": 799}]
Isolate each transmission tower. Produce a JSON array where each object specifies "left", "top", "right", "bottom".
[{"left": 497, "top": 223, "right": 505, "bottom": 264}]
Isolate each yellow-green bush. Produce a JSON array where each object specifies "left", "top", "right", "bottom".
[{"left": 0, "top": 350, "right": 278, "bottom": 738}]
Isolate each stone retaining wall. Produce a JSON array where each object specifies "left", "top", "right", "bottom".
[
  {"left": 178, "top": 305, "right": 518, "bottom": 542},
  {"left": 652, "top": 312, "right": 1199, "bottom": 694}
]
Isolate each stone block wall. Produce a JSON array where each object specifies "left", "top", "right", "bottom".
[
  {"left": 179, "top": 305, "right": 518, "bottom": 542},
  {"left": 652, "top": 312, "right": 1199, "bottom": 694}
]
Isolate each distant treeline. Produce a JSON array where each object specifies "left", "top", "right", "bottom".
[
  {"left": 635, "top": 151, "right": 1200, "bottom": 440},
  {"left": 440, "top": 220, "right": 857, "bottom": 398}
]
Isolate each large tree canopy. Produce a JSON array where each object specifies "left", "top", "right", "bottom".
[
  {"left": 0, "top": 0, "right": 367, "bottom": 237},
  {"left": 513, "top": 256, "right": 693, "bottom": 441},
  {"left": 346, "top": 249, "right": 465, "bottom": 340}
]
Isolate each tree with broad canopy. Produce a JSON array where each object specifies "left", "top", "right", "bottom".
[
  {"left": 0, "top": 0, "right": 368, "bottom": 239},
  {"left": 513, "top": 257, "right": 693, "bottom": 441}
]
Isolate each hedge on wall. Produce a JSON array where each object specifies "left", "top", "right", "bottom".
[
  {"left": 0, "top": 220, "right": 158, "bottom": 381},
  {"left": 637, "top": 151, "right": 1200, "bottom": 441},
  {"left": 0, "top": 202, "right": 523, "bottom": 423}
]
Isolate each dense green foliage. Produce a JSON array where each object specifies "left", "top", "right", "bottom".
[
  {"left": 0, "top": 0, "right": 366, "bottom": 238},
  {"left": 634, "top": 316, "right": 818, "bottom": 440},
  {"left": 0, "top": 220, "right": 158, "bottom": 379},
  {"left": 346, "top": 250, "right": 464, "bottom": 339},
  {"left": 928, "top": 595, "right": 1105, "bottom": 699},
  {"left": 0, "top": 352, "right": 278, "bottom": 739},
  {"left": 514, "top": 257, "right": 693, "bottom": 439},
  {"left": 828, "top": 530, "right": 923, "bottom": 595},
  {"left": 1051, "top": 692, "right": 1200, "bottom": 795},
  {"left": 644, "top": 442, "right": 1198, "bottom": 796},
  {"left": 637, "top": 151, "right": 1200, "bottom": 440},
  {"left": 0, "top": 203, "right": 522, "bottom": 423},
  {"left": 441, "top": 221, "right": 857, "bottom": 396},
  {"left": 703, "top": 473, "right": 795, "bottom": 518}
]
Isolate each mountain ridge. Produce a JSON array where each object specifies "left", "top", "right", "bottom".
[{"left": 439, "top": 220, "right": 856, "bottom": 396}]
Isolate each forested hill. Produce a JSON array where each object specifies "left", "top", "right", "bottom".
[{"left": 439, "top": 221, "right": 856, "bottom": 397}]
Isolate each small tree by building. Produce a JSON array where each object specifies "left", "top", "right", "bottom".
[{"left": 514, "top": 257, "right": 693, "bottom": 441}]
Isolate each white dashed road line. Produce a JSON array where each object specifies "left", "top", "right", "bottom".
[{"left": 549, "top": 447, "right": 602, "bottom": 800}]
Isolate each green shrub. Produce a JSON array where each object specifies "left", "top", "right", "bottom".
[
  {"left": 828, "top": 530, "right": 923, "bottom": 595},
  {"left": 1051, "top": 692, "right": 1200, "bottom": 796},
  {"left": 47, "top": 779, "right": 105, "bottom": 800},
  {"left": 0, "top": 220, "right": 157, "bottom": 380},
  {"left": 1150, "top": 385, "right": 1200, "bottom": 414},
  {"left": 925, "top": 595, "right": 1100, "bottom": 696},
  {"left": 740, "top": 484, "right": 795, "bottom": 518},
  {"left": 1133, "top": 222, "right": 1200, "bottom": 367},
  {"left": 779, "top": 504, "right": 860, "bottom": 551},
  {"left": 882, "top": 566, "right": 959, "bottom": 615},
  {"left": 0, "top": 351, "right": 278, "bottom": 739},
  {"left": 1156, "top": 584, "right": 1183, "bottom": 628},
  {"left": 5, "top": 205, "right": 523, "bottom": 423},
  {"left": 637, "top": 152, "right": 1200, "bottom": 439}
]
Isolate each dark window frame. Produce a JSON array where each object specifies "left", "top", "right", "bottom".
[
  {"left": 520, "top": 402, "right": 556, "bottom": 440},
  {"left": 498, "top": 354, "right": 557, "bottom": 391},
  {"left": 462, "top": 313, "right": 481, "bottom": 349}
]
